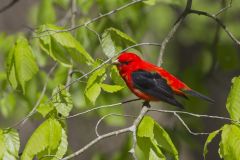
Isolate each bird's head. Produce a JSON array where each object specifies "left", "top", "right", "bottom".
[{"left": 112, "top": 52, "right": 142, "bottom": 74}]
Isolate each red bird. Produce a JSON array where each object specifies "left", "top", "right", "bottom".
[{"left": 113, "top": 52, "right": 214, "bottom": 108}]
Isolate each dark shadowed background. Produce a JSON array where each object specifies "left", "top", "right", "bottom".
[{"left": 0, "top": 0, "right": 240, "bottom": 159}]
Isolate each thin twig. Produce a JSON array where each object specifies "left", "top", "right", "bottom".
[
  {"left": 214, "top": 0, "right": 232, "bottom": 17},
  {"left": 48, "top": 43, "right": 161, "bottom": 102},
  {"left": 85, "top": 25, "right": 102, "bottom": 43},
  {"left": 61, "top": 102, "right": 149, "bottom": 160},
  {"left": 64, "top": 0, "right": 77, "bottom": 91},
  {"left": 62, "top": 98, "right": 140, "bottom": 120},
  {"left": 157, "top": 0, "right": 192, "bottom": 66},
  {"left": 95, "top": 113, "right": 136, "bottom": 137},
  {"left": 61, "top": 127, "right": 132, "bottom": 160},
  {"left": 149, "top": 108, "right": 240, "bottom": 123},
  {"left": 129, "top": 103, "right": 150, "bottom": 160},
  {"left": 9, "top": 63, "right": 58, "bottom": 129},
  {"left": 174, "top": 113, "right": 209, "bottom": 135},
  {"left": 189, "top": 9, "right": 240, "bottom": 46},
  {"left": 0, "top": 0, "right": 19, "bottom": 13},
  {"left": 34, "top": 0, "right": 144, "bottom": 38}
]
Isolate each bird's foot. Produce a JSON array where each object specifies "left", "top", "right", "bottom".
[{"left": 142, "top": 101, "right": 151, "bottom": 108}]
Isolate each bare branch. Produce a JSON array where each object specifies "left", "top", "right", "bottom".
[
  {"left": 189, "top": 9, "right": 240, "bottom": 46},
  {"left": 149, "top": 108, "right": 240, "bottom": 124},
  {"left": 95, "top": 113, "right": 136, "bottom": 137},
  {"left": 34, "top": 0, "right": 144, "bottom": 38},
  {"left": 129, "top": 103, "right": 150, "bottom": 160},
  {"left": 157, "top": 0, "right": 192, "bottom": 66},
  {"left": 48, "top": 42, "right": 161, "bottom": 102},
  {"left": 61, "top": 127, "right": 131, "bottom": 160},
  {"left": 85, "top": 25, "right": 102, "bottom": 43},
  {"left": 9, "top": 63, "right": 58, "bottom": 129},
  {"left": 61, "top": 102, "right": 149, "bottom": 160},
  {"left": 62, "top": 98, "right": 140, "bottom": 120},
  {"left": 174, "top": 113, "right": 210, "bottom": 136},
  {"left": 0, "top": 0, "right": 19, "bottom": 14},
  {"left": 214, "top": 0, "right": 233, "bottom": 17}
]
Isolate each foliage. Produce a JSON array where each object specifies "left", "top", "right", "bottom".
[{"left": 0, "top": 0, "right": 239, "bottom": 160}]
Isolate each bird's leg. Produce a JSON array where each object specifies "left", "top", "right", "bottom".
[{"left": 142, "top": 101, "right": 151, "bottom": 108}]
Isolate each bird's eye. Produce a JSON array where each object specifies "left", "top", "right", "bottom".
[{"left": 122, "top": 61, "right": 131, "bottom": 65}]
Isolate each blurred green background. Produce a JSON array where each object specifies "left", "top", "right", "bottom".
[{"left": 0, "top": 0, "right": 239, "bottom": 159}]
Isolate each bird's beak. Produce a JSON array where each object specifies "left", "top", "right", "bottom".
[{"left": 111, "top": 59, "right": 120, "bottom": 65}]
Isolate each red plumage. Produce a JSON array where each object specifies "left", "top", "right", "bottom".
[{"left": 114, "top": 52, "right": 214, "bottom": 108}]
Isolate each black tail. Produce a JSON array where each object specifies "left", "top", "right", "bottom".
[
  {"left": 184, "top": 90, "right": 214, "bottom": 103},
  {"left": 166, "top": 98, "right": 184, "bottom": 109}
]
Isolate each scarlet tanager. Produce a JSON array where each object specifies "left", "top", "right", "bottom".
[{"left": 113, "top": 52, "right": 214, "bottom": 108}]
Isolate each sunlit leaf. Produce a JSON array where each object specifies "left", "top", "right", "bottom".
[
  {"left": 137, "top": 137, "right": 166, "bottom": 160},
  {"left": 38, "top": 24, "right": 94, "bottom": 66},
  {"left": 0, "top": 129, "right": 20, "bottom": 160},
  {"left": 54, "top": 128, "right": 68, "bottom": 160},
  {"left": 110, "top": 66, "right": 125, "bottom": 86},
  {"left": 137, "top": 116, "right": 155, "bottom": 138},
  {"left": 137, "top": 116, "right": 178, "bottom": 159},
  {"left": 52, "top": 85, "right": 73, "bottom": 117},
  {"left": 144, "top": 0, "right": 156, "bottom": 5},
  {"left": 226, "top": 76, "right": 240, "bottom": 121},
  {"left": 37, "top": 103, "right": 54, "bottom": 117},
  {"left": 21, "top": 118, "right": 63, "bottom": 160},
  {"left": 84, "top": 60, "right": 107, "bottom": 105},
  {"left": 101, "top": 27, "right": 136, "bottom": 58},
  {"left": 85, "top": 83, "right": 101, "bottom": 105},
  {"left": 7, "top": 36, "right": 39, "bottom": 93},
  {"left": 203, "top": 129, "right": 221, "bottom": 159},
  {"left": 100, "top": 83, "right": 124, "bottom": 93},
  {"left": 219, "top": 124, "right": 240, "bottom": 160}
]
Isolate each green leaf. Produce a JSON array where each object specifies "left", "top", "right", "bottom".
[
  {"left": 153, "top": 119, "right": 178, "bottom": 159},
  {"left": 101, "top": 27, "right": 136, "bottom": 58},
  {"left": 85, "top": 60, "right": 106, "bottom": 90},
  {"left": 110, "top": 66, "right": 125, "bottom": 86},
  {"left": 137, "top": 116, "right": 178, "bottom": 159},
  {"left": 219, "top": 124, "right": 240, "bottom": 160},
  {"left": 21, "top": 118, "right": 64, "bottom": 160},
  {"left": 37, "top": 0, "right": 56, "bottom": 25},
  {"left": 54, "top": 128, "right": 68, "bottom": 160},
  {"left": 144, "top": 0, "right": 156, "bottom": 5},
  {"left": 0, "top": 129, "right": 20, "bottom": 160},
  {"left": 7, "top": 36, "right": 39, "bottom": 93},
  {"left": 226, "top": 76, "right": 240, "bottom": 121},
  {"left": 85, "top": 83, "right": 101, "bottom": 105},
  {"left": 137, "top": 137, "right": 166, "bottom": 160},
  {"left": 37, "top": 103, "right": 54, "bottom": 117},
  {"left": 137, "top": 116, "right": 155, "bottom": 138},
  {"left": 100, "top": 84, "right": 124, "bottom": 93},
  {"left": 203, "top": 129, "right": 221, "bottom": 159},
  {"left": 52, "top": 85, "right": 73, "bottom": 117},
  {"left": 84, "top": 60, "right": 107, "bottom": 105},
  {"left": 38, "top": 24, "right": 94, "bottom": 66}
]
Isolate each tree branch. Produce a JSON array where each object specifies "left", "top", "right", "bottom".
[
  {"left": 8, "top": 63, "right": 58, "bottom": 129},
  {"left": 157, "top": 0, "right": 192, "bottom": 66},
  {"left": 34, "top": 0, "right": 144, "bottom": 38},
  {"left": 189, "top": 9, "right": 240, "bottom": 46},
  {"left": 48, "top": 42, "right": 161, "bottom": 102},
  {"left": 0, "top": 0, "right": 19, "bottom": 14},
  {"left": 95, "top": 113, "right": 136, "bottom": 137},
  {"left": 61, "top": 102, "right": 149, "bottom": 160}
]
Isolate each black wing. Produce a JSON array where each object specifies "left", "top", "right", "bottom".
[{"left": 131, "top": 70, "right": 184, "bottom": 108}]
